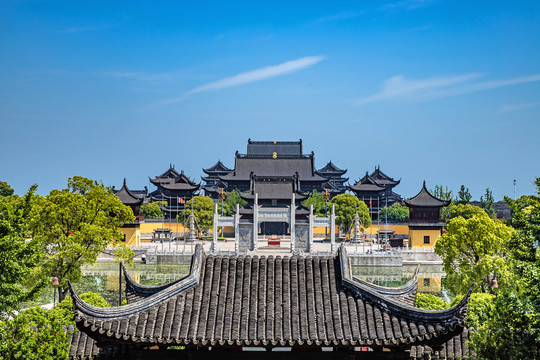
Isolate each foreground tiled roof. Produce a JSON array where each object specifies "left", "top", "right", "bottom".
[
  {"left": 409, "top": 327, "right": 474, "bottom": 359},
  {"left": 123, "top": 252, "right": 420, "bottom": 307},
  {"left": 71, "top": 246, "right": 470, "bottom": 349}
]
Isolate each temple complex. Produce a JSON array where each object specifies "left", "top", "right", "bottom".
[
  {"left": 70, "top": 245, "right": 472, "bottom": 359},
  {"left": 149, "top": 164, "right": 201, "bottom": 219},
  {"left": 349, "top": 166, "right": 402, "bottom": 219},
  {"left": 202, "top": 139, "right": 344, "bottom": 196},
  {"left": 405, "top": 181, "right": 450, "bottom": 248}
]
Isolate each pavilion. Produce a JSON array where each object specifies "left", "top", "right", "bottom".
[{"left": 69, "top": 245, "right": 472, "bottom": 359}]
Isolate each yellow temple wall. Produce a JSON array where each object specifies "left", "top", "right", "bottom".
[
  {"left": 408, "top": 228, "right": 441, "bottom": 249},
  {"left": 417, "top": 276, "right": 442, "bottom": 293},
  {"left": 119, "top": 227, "right": 141, "bottom": 246}
]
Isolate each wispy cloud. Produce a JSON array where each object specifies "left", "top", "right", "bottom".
[
  {"left": 357, "top": 73, "right": 540, "bottom": 105},
  {"left": 357, "top": 74, "right": 481, "bottom": 105},
  {"left": 499, "top": 101, "right": 540, "bottom": 113},
  {"left": 150, "top": 55, "right": 325, "bottom": 108}
]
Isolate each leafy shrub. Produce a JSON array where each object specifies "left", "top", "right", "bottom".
[{"left": 415, "top": 293, "right": 449, "bottom": 310}]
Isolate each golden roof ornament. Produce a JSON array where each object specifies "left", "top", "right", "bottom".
[{"left": 272, "top": 152, "right": 277, "bottom": 159}]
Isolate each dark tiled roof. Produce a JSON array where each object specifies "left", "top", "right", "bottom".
[
  {"left": 114, "top": 179, "right": 145, "bottom": 206},
  {"left": 72, "top": 246, "right": 470, "bottom": 349},
  {"left": 409, "top": 327, "right": 474, "bottom": 359},
  {"left": 69, "top": 327, "right": 129, "bottom": 359},
  {"left": 405, "top": 182, "right": 451, "bottom": 208},
  {"left": 157, "top": 165, "right": 181, "bottom": 179},
  {"left": 220, "top": 155, "right": 327, "bottom": 182},
  {"left": 370, "top": 166, "right": 400, "bottom": 187},
  {"left": 240, "top": 175, "right": 308, "bottom": 201},
  {"left": 317, "top": 161, "right": 347, "bottom": 176},
  {"left": 247, "top": 139, "right": 302, "bottom": 156},
  {"left": 203, "top": 160, "right": 232, "bottom": 175}
]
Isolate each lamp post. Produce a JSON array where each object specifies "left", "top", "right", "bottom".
[
  {"left": 52, "top": 276, "right": 59, "bottom": 306},
  {"left": 323, "top": 189, "right": 330, "bottom": 239},
  {"left": 219, "top": 188, "right": 227, "bottom": 237}
]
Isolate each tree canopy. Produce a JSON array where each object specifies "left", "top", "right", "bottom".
[
  {"left": 31, "top": 176, "right": 135, "bottom": 300},
  {"left": 301, "top": 190, "right": 328, "bottom": 217},
  {"left": 330, "top": 194, "right": 370, "bottom": 234},
  {"left": 480, "top": 187, "right": 496, "bottom": 218},
  {"left": 456, "top": 185, "right": 472, "bottom": 205},
  {"left": 435, "top": 211, "right": 515, "bottom": 295},
  {"left": 140, "top": 201, "right": 165, "bottom": 219},
  {"left": 0, "top": 185, "right": 45, "bottom": 312},
  {"left": 446, "top": 203, "right": 486, "bottom": 220},
  {"left": 224, "top": 189, "right": 247, "bottom": 213},
  {"left": 378, "top": 202, "right": 409, "bottom": 222},
  {"left": 0, "top": 181, "right": 14, "bottom": 197},
  {"left": 179, "top": 196, "right": 215, "bottom": 233}
]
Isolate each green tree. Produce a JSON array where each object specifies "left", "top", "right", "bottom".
[
  {"left": 0, "top": 181, "right": 14, "bottom": 197},
  {"left": 139, "top": 201, "right": 165, "bottom": 219},
  {"left": 456, "top": 185, "right": 472, "bottom": 205},
  {"left": 0, "top": 185, "right": 45, "bottom": 312},
  {"left": 480, "top": 187, "right": 496, "bottom": 218},
  {"left": 415, "top": 293, "right": 449, "bottom": 310},
  {"left": 0, "top": 292, "right": 110, "bottom": 360},
  {"left": 470, "top": 178, "right": 540, "bottom": 359},
  {"left": 450, "top": 292, "right": 495, "bottom": 329},
  {"left": 0, "top": 307, "right": 70, "bottom": 360},
  {"left": 446, "top": 203, "right": 486, "bottom": 220},
  {"left": 378, "top": 202, "right": 409, "bottom": 222},
  {"left": 301, "top": 190, "right": 327, "bottom": 216},
  {"left": 434, "top": 211, "right": 515, "bottom": 295},
  {"left": 31, "top": 176, "right": 135, "bottom": 301},
  {"left": 330, "top": 194, "right": 370, "bottom": 234},
  {"left": 224, "top": 189, "right": 247, "bottom": 214},
  {"left": 180, "top": 196, "right": 215, "bottom": 233}
]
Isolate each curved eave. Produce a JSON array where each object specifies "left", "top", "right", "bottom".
[
  {"left": 339, "top": 245, "right": 472, "bottom": 323},
  {"left": 352, "top": 264, "right": 420, "bottom": 297},
  {"left": 160, "top": 183, "right": 201, "bottom": 192},
  {"left": 71, "top": 245, "right": 204, "bottom": 319},
  {"left": 122, "top": 259, "right": 194, "bottom": 301},
  {"left": 404, "top": 199, "right": 451, "bottom": 208},
  {"left": 116, "top": 186, "right": 144, "bottom": 206}
]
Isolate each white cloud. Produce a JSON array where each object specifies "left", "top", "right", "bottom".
[
  {"left": 357, "top": 74, "right": 481, "bottom": 105},
  {"left": 151, "top": 56, "right": 325, "bottom": 108},
  {"left": 357, "top": 73, "right": 540, "bottom": 105}
]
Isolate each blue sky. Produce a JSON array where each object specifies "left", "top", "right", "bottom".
[{"left": 1, "top": 1, "right": 539, "bottom": 200}]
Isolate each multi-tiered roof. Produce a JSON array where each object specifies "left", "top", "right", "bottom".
[
  {"left": 205, "top": 140, "right": 329, "bottom": 194},
  {"left": 316, "top": 161, "right": 349, "bottom": 195}
]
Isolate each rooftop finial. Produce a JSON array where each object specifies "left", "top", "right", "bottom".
[
  {"left": 123, "top": 178, "right": 126, "bottom": 186},
  {"left": 423, "top": 180, "right": 426, "bottom": 188}
]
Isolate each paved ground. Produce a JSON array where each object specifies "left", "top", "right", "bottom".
[{"left": 103, "top": 238, "right": 384, "bottom": 259}]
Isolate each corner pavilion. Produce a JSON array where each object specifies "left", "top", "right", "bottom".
[{"left": 69, "top": 245, "right": 472, "bottom": 359}]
